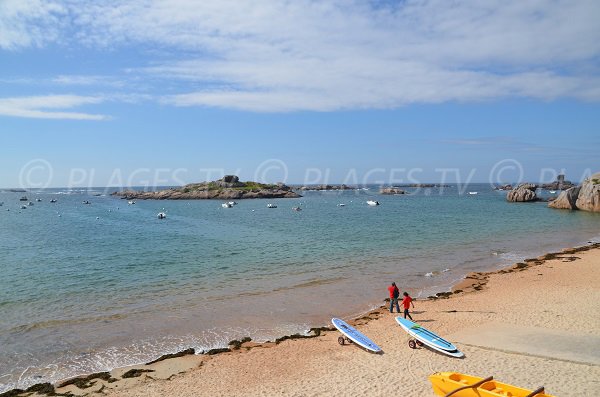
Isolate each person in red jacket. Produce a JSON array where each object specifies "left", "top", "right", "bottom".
[
  {"left": 402, "top": 291, "right": 415, "bottom": 320},
  {"left": 388, "top": 282, "right": 400, "bottom": 313}
]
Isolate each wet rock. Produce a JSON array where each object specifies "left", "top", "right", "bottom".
[
  {"left": 145, "top": 348, "right": 195, "bottom": 365},
  {"left": 0, "top": 389, "right": 25, "bottom": 397},
  {"left": 204, "top": 348, "right": 231, "bottom": 355},
  {"left": 275, "top": 334, "right": 313, "bottom": 344},
  {"left": 121, "top": 369, "right": 155, "bottom": 379},
  {"left": 57, "top": 372, "right": 116, "bottom": 389},
  {"left": 228, "top": 337, "right": 252, "bottom": 350}
]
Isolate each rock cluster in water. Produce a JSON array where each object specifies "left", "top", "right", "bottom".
[
  {"left": 506, "top": 183, "right": 539, "bottom": 202},
  {"left": 112, "top": 175, "right": 301, "bottom": 200},
  {"left": 549, "top": 172, "right": 600, "bottom": 211},
  {"left": 296, "top": 184, "right": 357, "bottom": 191},
  {"left": 379, "top": 187, "right": 405, "bottom": 195}
]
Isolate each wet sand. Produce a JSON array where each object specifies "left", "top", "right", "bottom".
[{"left": 10, "top": 243, "right": 600, "bottom": 397}]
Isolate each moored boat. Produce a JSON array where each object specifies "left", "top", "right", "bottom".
[
  {"left": 429, "top": 372, "right": 555, "bottom": 397},
  {"left": 366, "top": 200, "right": 380, "bottom": 206}
]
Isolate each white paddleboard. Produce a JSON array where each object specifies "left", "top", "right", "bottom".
[
  {"left": 331, "top": 318, "right": 382, "bottom": 353},
  {"left": 396, "top": 317, "right": 464, "bottom": 358}
]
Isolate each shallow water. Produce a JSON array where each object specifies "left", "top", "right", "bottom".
[{"left": 0, "top": 185, "right": 598, "bottom": 392}]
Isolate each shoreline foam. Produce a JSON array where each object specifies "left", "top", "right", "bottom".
[{"left": 3, "top": 241, "right": 599, "bottom": 397}]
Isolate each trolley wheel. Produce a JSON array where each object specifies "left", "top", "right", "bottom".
[
  {"left": 408, "top": 340, "right": 417, "bottom": 349},
  {"left": 338, "top": 336, "right": 345, "bottom": 345},
  {"left": 345, "top": 337, "right": 353, "bottom": 344},
  {"left": 416, "top": 340, "right": 424, "bottom": 347}
]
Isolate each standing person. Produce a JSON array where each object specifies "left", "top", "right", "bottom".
[
  {"left": 388, "top": 282, "right": 400, "bottom": 313},
  {"left": 402, "top": 292, "right": 415, "bottom": 320}
]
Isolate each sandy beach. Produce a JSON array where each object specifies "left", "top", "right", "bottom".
[{"left": 9, "top": 243, "right": 600, "bottom": 397}]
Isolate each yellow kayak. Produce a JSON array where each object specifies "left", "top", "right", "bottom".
[{"left": 429, "top": 372, "right": 556, "bottom": 397}]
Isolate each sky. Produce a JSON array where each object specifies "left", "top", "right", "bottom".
[{"left": 1, "top": 0, "right": 599, "bottom": 188}]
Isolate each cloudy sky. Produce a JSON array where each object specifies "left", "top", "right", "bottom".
[{"left": 1, "top": 0, "right": 599, "bottom": 187}]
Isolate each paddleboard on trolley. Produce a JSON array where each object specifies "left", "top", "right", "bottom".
[
  {"left": 396, "top": 317, "right": 464, "bottom": 358},
  {"left": 331, "top": 318, "right": 382, "bottom": 353}
]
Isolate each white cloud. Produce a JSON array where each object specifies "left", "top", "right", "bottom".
[
  {"left": 51, "top": 75, "right": 125, "bottom": 88},
  {"left": 0, "top": 0, "right": 66, "bottom": 50},
  {"left": 1, "top": 0, "right": 600, "bottom": 111},
  {"left": 0, "top": 95, "right": 109, "bottom": 120}
]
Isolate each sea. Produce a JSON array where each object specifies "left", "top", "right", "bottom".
[{"left": 1, "top": 184, "right": 599, "bottom": 392}]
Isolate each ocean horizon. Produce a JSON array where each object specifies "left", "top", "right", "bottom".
[{"left": 1, "top": 184, "right": 599, "bottom": 392}]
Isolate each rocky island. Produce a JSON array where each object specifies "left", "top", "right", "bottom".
[
  {"left": 379, "top": 187, "right": 406, "bottom": 195},
  {"left": 112, "top": 175, "right": 301, "bottom": 200},
  {"left": 295, "top": 184, "right": 358, "bottom": 191}
]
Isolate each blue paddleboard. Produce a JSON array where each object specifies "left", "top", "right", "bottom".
[
  {"left": 396, "top": 317, "right": 464, "bottom": 358},
  {"left": 332, "top": 318, "right": 382, "bottom": 353}
]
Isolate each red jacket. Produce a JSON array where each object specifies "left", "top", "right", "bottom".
[
  {"left": 402, "top": 295, "right": 413, "bottom": 309},
  {"left": 388, "top": 285, "right": 399, "bottom": 299}
]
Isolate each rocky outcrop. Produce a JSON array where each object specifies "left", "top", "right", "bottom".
[
  {"left": 394, "top": 184, "right": 450, "bottom": 188},
  {"left": 541, "top": 174, "right": 576, "bottom": 190},
  {"left": 494, "top": 184, "right": 513, "bottom": 191},
  {"left": 548, "top": 186, "right": 581, "bottom": 210},
  {"left": 575, "top": 173, "right": 600, "bottom": 212},
  {"left": 379, "top": 187, "right": 405, "bottom": 195},
  {"left": 112, "top": 176, "right": 301, "bottom": 200},
  {"left": 506, "top": 184, "right": 538, "bottom": 202},
  {"left": 297, "top": 184, "right": 357, "bottom": 191}
]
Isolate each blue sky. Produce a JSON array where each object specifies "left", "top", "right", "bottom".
[{"left": 1, "top": 1, "right": 599, "bottom": 188}]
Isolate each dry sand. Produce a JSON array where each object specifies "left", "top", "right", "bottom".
[{"left": 17, "top": 244, "right": 600, "bottom": 397}]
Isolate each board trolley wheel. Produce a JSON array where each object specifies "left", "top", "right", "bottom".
[
  {"left": 408, "top": 340, "right": 417, "bottom": 349},
  {"left": 345, "top": 337, "right": 353, "bottom": 344},
  {"left": 338, "top": 336, "right": 345, "bottom": 345},
  {"left": 415, "top": 340, "right": 424, "bottom": 347}
]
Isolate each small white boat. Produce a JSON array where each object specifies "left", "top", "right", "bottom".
[
  {"left": 128, "top": 200, "right": 136, "bottom": 205},
  {"left": 549, "top": 190, "right": 556, "bottom": 194},
  {"left": 20, "top": 205, "right": 27, "bottom": 209},
  {"left": 337, "top": 203, "right": 346, "bottom": 207},
  {"left": 157, "top": 212, "right": 167, "bottom": 219},
  {"left": 228, "top": 201, "right": 238, "bottom": 206},
  {"left": 36, "top": 198, "right": 42, "bottom": 202},
  {"left": 83, "top": 200, "right": 91, "bottom": 205},
  {"left": 221, "top": 203, "right": 233, "bottom": 208},
  {"left": 292, "top": 206, "right": 302, "bottom": 211},
  {"left": 267, "top": 203, "right": 277, "bottom": 208},
  {"left": 366, "top": 200, "right": 380, "bottom": 206},
  {"left": 50, "top": 199, "right": 57, "bottom": 203},
  {"left": 468, "top": 192, "right": 478, "bottom": 195}
]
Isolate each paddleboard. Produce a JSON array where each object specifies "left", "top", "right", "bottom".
[
  {"left": 331, "top": 318, "right": 382, "bottom": 353},
  {"left": 396, "top": 317, "right": 464, "bottom": 358}
]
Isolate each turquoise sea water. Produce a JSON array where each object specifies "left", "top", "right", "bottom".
[{"left": 1, "top": 185, "right": 599, "bottom": 392}]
